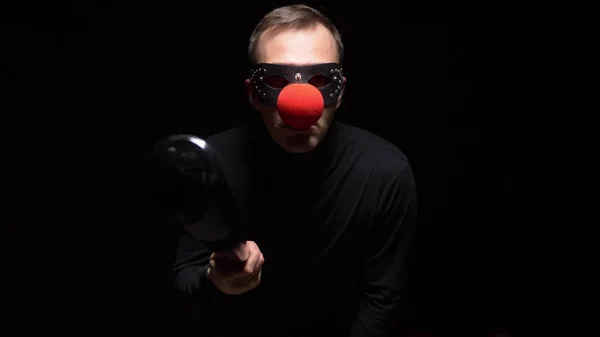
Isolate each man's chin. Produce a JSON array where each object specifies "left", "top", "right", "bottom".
[
  {"left": 283, "top": 145, "right": 313, "bottom": 154},
  {"left": 280, "top": 134, "right": 318, "bottom": 154}
]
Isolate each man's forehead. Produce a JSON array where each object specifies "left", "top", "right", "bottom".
[
  {"left": 256, "top": 24, "right": 338, "bottom": 64},
  {"left": 266, "top": 61, "right": 328, "bottom": 66}
]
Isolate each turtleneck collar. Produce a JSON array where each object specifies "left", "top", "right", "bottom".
[{"left": 246, "top": 121, "right": 343, "bottom": 185}]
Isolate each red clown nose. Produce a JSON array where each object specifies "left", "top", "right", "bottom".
[{"left": 276, "top": 84, "right": 324, "bottom": 130}]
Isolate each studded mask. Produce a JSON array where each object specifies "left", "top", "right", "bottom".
[{"left": 249, "top": 63, "right": 344, "bottom": 107}]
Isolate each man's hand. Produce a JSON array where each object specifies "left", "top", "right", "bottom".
[{"left": 207, "top": 241, "right": 265, "bottom": 295}]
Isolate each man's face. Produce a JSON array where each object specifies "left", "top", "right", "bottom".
[{"left": 245, "top": 24, "right": 346, "bottom": 154}]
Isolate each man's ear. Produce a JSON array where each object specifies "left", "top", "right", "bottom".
[
  {"left": 245, "top": 79, "right": 261, "bottom": 111},
  {"left": 335, "top": 76, "right": 347, "bottom": 110}
]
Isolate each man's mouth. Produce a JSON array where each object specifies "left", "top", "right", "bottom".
[{"left": 281, "top": 124, "right": 316, "bottom": 134}]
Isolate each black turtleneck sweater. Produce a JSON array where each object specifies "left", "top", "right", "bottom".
[{"left": 172, "top": 121, "right": 417, "bottom": 337}]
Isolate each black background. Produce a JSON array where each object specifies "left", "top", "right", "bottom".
[{"left": 5, "top": 1, "right": 570, "bottom": 336}]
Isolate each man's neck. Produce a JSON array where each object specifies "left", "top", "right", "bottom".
[{"left": 246, "top": 121, "right": 342, "bottom": 182}]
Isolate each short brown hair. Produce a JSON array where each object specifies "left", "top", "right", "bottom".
[{"left": 248, "top": 5, "right": 344, "bottom": 65}]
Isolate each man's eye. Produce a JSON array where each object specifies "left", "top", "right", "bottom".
[
  {"left": 308, "top": 74, "right": 331, "bottom": 89},
  {"left": 264, "top": 75, "right": 289, "bottom": 89}
]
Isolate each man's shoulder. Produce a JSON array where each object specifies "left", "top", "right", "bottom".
[
  {"left": 203, "top": 125, "right": 254, "bottom": 170},
  {"left": 206, "top": 124, "right": 252, "bottom": 149},
  {"left": 338, "top": 123, "right": 410, "bottom": 177}
]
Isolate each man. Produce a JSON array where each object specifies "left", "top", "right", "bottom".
[{"left": 172, "top": 5, "right": 417, "bottom": 337}]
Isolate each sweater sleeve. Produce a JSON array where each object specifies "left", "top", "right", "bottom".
[{"left": 348, "top": 166, "right": 418, "bottom": 337}]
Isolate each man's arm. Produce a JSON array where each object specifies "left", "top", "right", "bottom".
[
  {"left": 172, "top": 233, "right": 233, "bottom": 334},
  {"left": 348, "top": 166, "right": 418, "bottom": 337},
  {"left": 173, "top": 233, "right": 212, "bottom": 297}
]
